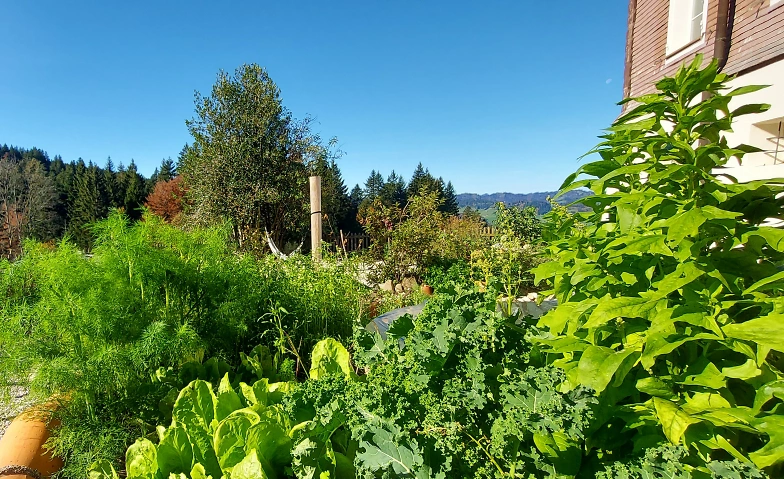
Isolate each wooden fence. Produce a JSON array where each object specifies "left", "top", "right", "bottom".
[{"left": 335, "top": 226, "right": 499, "bottom": 253}]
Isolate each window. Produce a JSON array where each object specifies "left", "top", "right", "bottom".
[
  {"left": 666, "top": 0, "right": 706, "bottom": 56},
  {"left": 771, "top": 0, "right": 783, "bottom": 8}
]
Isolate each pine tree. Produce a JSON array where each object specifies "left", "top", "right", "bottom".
[
  {"left": 407, "top": 163, "right": 428, "bottom": 197},
  {"left": 344, "top": 184, "right": 364, "bottom": 233},
  {"left": 158, "top": 157, "right": 176, "bottom": 182},
  {"left": 363, "top": 170, "right": 385, "bottom": 200},
  {"left": 68, "top": 163, "right": 106, "bottom": 250},
  {"left": 103, "top": 157, "right": 120, "bottom": 208},
  {"left": 407, "top": 163, "right": 441, "bottom": 198},
  {"left": 350, "top": 184, "right": 364, "bottom": 207},
  {"left": 441, "top": 180, "right": 460, "bottom": 216},
  {"left": 312, "top": 158, "right": 351, "bottom": 239},
  {"left": 380, "top": 170, "right": 407, "bottom": 206},
  {"left": 123, "top": 160, "right": 146, "bottom": 220}
]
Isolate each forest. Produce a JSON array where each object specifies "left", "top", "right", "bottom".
[{"left": 0, "top": 141, "right": 460, "bottom": 260}]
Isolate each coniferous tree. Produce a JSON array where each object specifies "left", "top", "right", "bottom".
[
  {"left": 380, "top": 171, "right": 407, "bottom": 206},
  {"left": 363, "top": 170, "right": 385, "bottom": 201},
  {"left": 68, "top": 162, "right": 105, "bottom": 250},
  {"left": 342, "top": 184, "right": 364, "bottom": 234},
  {"left": 312, "top": 158, "right": 351, "bottom": 240},
  {"left": 158, "top": 157, "right": 176, "bottom": 183},
  {"left": 103, "top": 157, "right": 120, "bottom": 208},
  {"left": 441, "top": 180, "right": 460, "bottom": 216},
  {"left": 407, "top": 163, "right": 428, "bottom": 197},
  {"left": 122, "top": 160, "right": 146, "bottom": 220}
]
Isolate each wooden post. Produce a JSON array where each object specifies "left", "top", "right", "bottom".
[{"left": 310, "top": 176, "right": 322, "bottom": 262}]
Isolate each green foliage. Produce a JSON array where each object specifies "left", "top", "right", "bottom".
[
  {"left": 422, "top": 259, "right": 472, "bottom": 291},
  {"left": 471, "top": 203, "right": 544, "bottom": 304},
  {"left": 88, "top": 339, "right": 358, "bottom": 479},
  {"left": 361, "top": 192, "right": 489, "bottom": 283},
  {"left": 532, "top": 56, "right": 784, "bottom": 475},
  {"left": 494, "top": 203, "right": 542, "bottom": 245},
  {"left": 0, "top": 213, "right": 370, "bottom": 478},
  {"left": 181, "top": 63, "right": 335, "bottom": 249},
  {"left": 340, "top": 287, "right": 595, "bottom": 478},
  {"left": 360, "top": 191, "right": 446, "bottom": 281}
]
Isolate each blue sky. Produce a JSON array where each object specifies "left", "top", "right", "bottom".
[{"left": 1, "top": 1, "right": 628, "bottom": 194}]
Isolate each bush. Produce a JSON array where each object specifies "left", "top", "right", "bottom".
[
  {"left": 532, "top": 56, "right": 784, "bottom": 475},
  {"left": 360, "top": 192, "right": 490, "bottom": 284},
  {"left": 471, "top": 202, "right": 545, "bottom": 304}
]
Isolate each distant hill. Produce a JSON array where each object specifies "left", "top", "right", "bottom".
[{"left": 457, "top": 189, "right": 592, "bottom": 214}]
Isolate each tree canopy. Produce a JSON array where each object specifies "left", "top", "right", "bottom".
[{"left": 180, "top": 63, "right": 328, "bottom": 248}]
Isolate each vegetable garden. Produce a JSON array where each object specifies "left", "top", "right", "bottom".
[{"left": 2, "top": 57, "right": 784, "bottom": 478}]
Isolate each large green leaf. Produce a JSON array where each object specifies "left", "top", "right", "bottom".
[
  {"left": 157, "top": 425, "right": 194, "bottom": 477},
  {"left": 723, "top": 313, "right": 784, "bottom": 352},
  {"left": 216, "top": 373, "right": 243, "bottom": 422},
  {"left": 356, "top": 427, "right": 423, "bottom": 476},
  {"left": 291, "top": 436, "right": 337, "bottom": 479},
  {"left": 636, "top": 377, "right": 676, "bottom": 399},
  {"left": 169, "top": 380, "right": 221, "bottom": 477},
  {"left": 584, "top": 296, "right": 661, "bottom": 329},
  {"left": 641, "top": 333, "right": 718, "bottom": 369},
  {"left": 245, "top": 417, "right": 292, "bottom": 475},
  {"left": 231, "top": 449, "right": 269, "bottom": 479},
  {"left": 189, "top": 464, "right": 212, "bottom": 479},
  {"left": 213, "top": 408, "right": 261, "bottom": 471},
  {"left": 678, "top": 361, "right": 726, "bottom": 389},
  {"left": 744, "top": 270, "right": 784, "bottom": 294},
  {"left": 126, "top": 438, "right": 158, "bottom": 479},
  {"left": 532, "top": 432, "right": 582, "bottom": 476},
  {"left": 750, "top": 415, "right": 784, "bottom": 468},
  {"left": 88, "top": 460, "right": 119, "bottom": 479},
  {"left": 664, "top": 207, "right": 706, "bottom": 243},
  {"left": 605, "top": 235, "right": 672, "bottom": 258},
  {"left": 577, "top": 346, "right": 640, "bottom": 393},
  {"left": 754, "top": 380, "right": 784, "bottom": 412},
  {"left": 309, "top": 338, "right": 354, "bottom": 380},
  {"left": 653, "top": 398, "right": 699, "bottom": 444},
  {"left": 172, "top": 380, "right": 217, "bottom": 430}
]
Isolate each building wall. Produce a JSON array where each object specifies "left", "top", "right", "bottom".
[
  {"left": 721, "top": 60, "right": 784, "bottom": 180},
  {"left": 627, "top": 0, "right": 784, "bottom": 99},
  {"left": 625, "top": 0, "right": 784, "bottom": 180}
]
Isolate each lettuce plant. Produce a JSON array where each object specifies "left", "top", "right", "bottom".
[{"left": 89, "top": 338, "right": 357, "bottom": 479}]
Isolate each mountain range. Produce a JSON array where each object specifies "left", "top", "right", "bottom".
[{"left": 456, "top": 189, "right": 592, "bottom": 214}]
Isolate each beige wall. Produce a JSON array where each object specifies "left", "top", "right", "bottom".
[{"left": 720, "top": 59, "right": 784, "bottom": 182}]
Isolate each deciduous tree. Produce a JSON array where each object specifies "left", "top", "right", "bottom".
[{"left": 180, "top": 64, "right": 318, "bottom": 248}]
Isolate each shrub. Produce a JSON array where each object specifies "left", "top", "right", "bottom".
[
  {"left": 532, "top": 56, "right": 784, "bottom": 475},
  {"left": 359, "top": 191, "right": 445, "bottom": 282},
  {"left": 471, "top": 202, "right": 545, "bottom": 305},
  {"left": 361, "top": 192, "right": 490, "bottom": 284}
]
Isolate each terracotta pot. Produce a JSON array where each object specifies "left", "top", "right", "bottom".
[
  {"left": 422, "top": 284, "right": 434, "bottom": 296},
  {"left": 0, "top": 403, "right": 62, "bottom": 479}
]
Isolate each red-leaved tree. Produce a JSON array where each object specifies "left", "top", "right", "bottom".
[{"left": 145, "top": 176, "right": 187, "bottom": 223}]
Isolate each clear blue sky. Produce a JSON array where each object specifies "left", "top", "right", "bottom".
[{"left": 1, "top": 1, "right": 628, "bottom": 194}]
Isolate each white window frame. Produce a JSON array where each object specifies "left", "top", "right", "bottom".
[
  {"left": 771, "top": 0, "right": 783, "bottom": 9},
  {"left": 666, "top": 0, "right": 709, "bottom": 58}
]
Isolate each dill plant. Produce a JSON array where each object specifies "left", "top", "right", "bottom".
[{"left": 0, "top": 211, "right": 370, "bottom": 478}]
